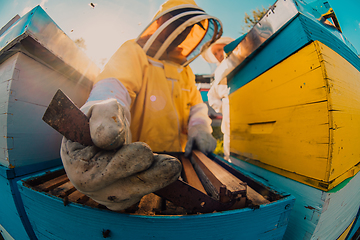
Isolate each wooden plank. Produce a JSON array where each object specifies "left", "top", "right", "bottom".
[
  {"left": 192, "top": 150, "right": 246, "bottom": 192},
  {"left": 192, "top": 150, "right": 245, "bottom": 204},
  {"left": 67, "top": 190, "right": 89, "bottom": 204},
  {"left": 36, "top": 174, "right": 69, "bottom": 192},
  {"left": 180, "top": 156, "right": 206, "bottom": 194},
  {"left": 84, "top": 198, "right": 102, "bottom": 209},
  {"left": 154, "top": 178, "right": 236, "bottom": 213},
  {"left": 191, "top": 159, "right": 219, "bottom": 199},
  {"left": 193, "top": 151, "right": 269, "bottom": 205},
  {"left": 21, "top": 168, "right": 66, "bottom": 187},
  {"left": 50, "top": 181, "right": 76, "bottom": 197}
]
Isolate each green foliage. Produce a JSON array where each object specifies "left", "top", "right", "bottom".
[
  {"left": 214, "top": 139, "right": 224, "bottom": 156},
  {"left": 241, "top": 6, "right": 269, "bottom": 34},
  {"left": 211, "top": 126, "right": 223, "bottom": 141},
  {"left": 212, "top": 126, "right": 224, "bottom": 156}
]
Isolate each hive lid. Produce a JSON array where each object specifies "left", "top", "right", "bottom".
[
  {"left": 0, "top": 5, "right": 99, "bottom": 83},
  {"left": 214, "top": 0, "right": 357, "bottom": 91}
]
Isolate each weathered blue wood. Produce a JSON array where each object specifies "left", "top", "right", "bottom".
[
  {"left": 346, "top": 207, "right": 360, "bottom": 240},
  {"left": 0, "top": 5, "right": 99, "bottom": 238},
  {"left": 0, "top": 224, "right": 15, "bottom": 240},
  {"left": 0, "top": 159, "right": 60, "bottom": 179},
  {"left": 229, "top": 157, "right": 360, "bottom": 240},
  {"left": 18, "top": 165, "right": 295, "bottom": 240},
  {"left": 0, "top": 168, "right": 36, "bottom": 240},
  {"left": 228, "top": 2, "right": 360, "bottom": 95}
]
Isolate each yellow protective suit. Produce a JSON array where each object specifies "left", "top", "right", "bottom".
[
  {"left": 90, "top": 0, "right": 223, "bottom": 152},
  {"left": 95, "top": 40, "right": 202, "bottom": 151}
]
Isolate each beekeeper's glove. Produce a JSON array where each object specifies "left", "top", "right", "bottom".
[
  {"left": 61, "top": 138, "right": 181, "bottom": 211},
  {"left": 60, "top": 79, "right": 181, "bottom": 211},
  {"left": 82, "top": 98, "right": 131, "bottom": 150},
  {"left": 184, "top": 124, "right": 217, "bottom": 157}
]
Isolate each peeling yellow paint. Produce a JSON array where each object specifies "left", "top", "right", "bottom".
[{"left": 230, "top": 41, "right": 360, "bottom": 191}]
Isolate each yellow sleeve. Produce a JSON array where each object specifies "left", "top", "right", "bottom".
[{"left": 95, "top": 40, "right": 149, "bottom": 106}]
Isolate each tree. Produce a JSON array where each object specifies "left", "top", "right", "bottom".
[{"left": 241, "top": 7, "right": 269, "bottom": 34}]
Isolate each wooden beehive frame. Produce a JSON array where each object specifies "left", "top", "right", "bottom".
[{"left": 22, "top": 151, "right": 273, "bottom": 215}]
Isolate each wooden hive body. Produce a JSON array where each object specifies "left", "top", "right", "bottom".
[
  {"left": 230, "top": 41, "right": 360, "bottom": 191},
  {"left": 0, "top": 6, "right": 99, "bottom": 240},
  {"left": 18, "top": 154, "right": 295, "bottom": 240},
  {"left": 222, "top": 0, "right": 360, "bottom": 239},
  {"left": 0, "top": 6, "right": 99, "bottom": 169}
]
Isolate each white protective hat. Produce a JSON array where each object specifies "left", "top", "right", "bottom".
[{"left": 201, "top": 36, "right": 235, "bottom": 64}]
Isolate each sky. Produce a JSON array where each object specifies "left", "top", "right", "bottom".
[{"left": 0, "top": 0, "right": 359, "bottom": 74}]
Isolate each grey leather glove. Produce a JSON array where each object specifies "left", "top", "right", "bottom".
[
  {"left": 60, "top": 99, "right": 181, "bottom": 211},
  {"left": 184, "top": 124, "right": 217, "bottom": 157}
]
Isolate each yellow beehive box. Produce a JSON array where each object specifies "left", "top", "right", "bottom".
[{"left": 230, "top": 41, "right": 360, "bottom": 191}]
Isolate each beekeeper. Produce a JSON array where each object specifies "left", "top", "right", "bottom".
[
  {"left": 60, "top": 0, "right": 223, "bottom": 211},
  {"left": 204, "top": 37, "right": 234, "bottom": 161}
]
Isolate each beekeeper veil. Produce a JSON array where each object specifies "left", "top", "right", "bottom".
[{"left": 136, "top": 0, "right": 223, "bottom": 66}]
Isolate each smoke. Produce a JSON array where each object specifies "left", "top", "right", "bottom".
[
  {"left": 21, "top": 0, "right": 48, "bottom": 16},
  {"left": 40, "top": 0, "right": 49, "bottom": 8},
  {"left": 21, "top": 7, "right": 32, "bottom": 16}
]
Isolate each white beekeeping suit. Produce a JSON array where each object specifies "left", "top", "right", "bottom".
[{"left": 202, "top": 37, "right": 234, "bottom": 161}]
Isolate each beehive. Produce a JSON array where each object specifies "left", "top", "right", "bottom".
[
  {"left": 0, "top": 6, "right": 99, "bottom": 169},
  {"left": 230, "top": 41, "right": 360, "bottom": 191}
]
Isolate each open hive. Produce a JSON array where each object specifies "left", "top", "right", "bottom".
[
  {"left": 18, "top": 152, "right": 295, "bottom": 240},
  {"left": 22, "top": 151, "right": 277, "bottom": 215}
]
